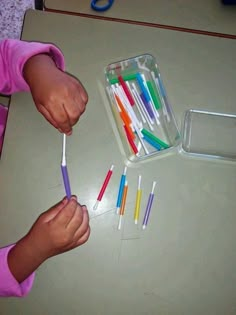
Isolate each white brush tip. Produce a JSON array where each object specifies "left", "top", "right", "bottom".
[
  {"left": 93, "top": 201, "right": 99, "bottom": 210},
  {"left": 118, "top": 216, "right": 122, "bottom": 230}
]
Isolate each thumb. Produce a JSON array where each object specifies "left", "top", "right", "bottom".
[
  {"left": 42, "top": 197, "right": 68, "bottom": 223},
  {"left": 51, "top": 197, "right": 77, "bottom": 227},
  {"left": 77, "top": 79, "right": 88, "bottom": 104}
]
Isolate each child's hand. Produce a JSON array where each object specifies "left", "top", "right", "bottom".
[
  {"left": 27, "top": 196, "right": 90, "bottom": 258},
  {"left": 8, "top": 197, "right": 90, "bottom": 283},
  {"left": 23, "top": 54, "right": 88, "bottom": 135}
]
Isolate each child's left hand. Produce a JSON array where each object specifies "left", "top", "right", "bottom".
[{"left": 23, "top": 54, "right": 88, "bottom": 135}]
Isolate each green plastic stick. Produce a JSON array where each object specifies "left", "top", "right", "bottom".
[
  {"left": 141, "top": 128, "right": 169, "bottom": 149},
  {"left": 146, "top": 81, "right": 161, "bottom": 110},
  {"left": 109, "top": 73, "right": 137, "bottom": 85}
]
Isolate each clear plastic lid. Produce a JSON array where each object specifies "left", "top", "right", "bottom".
[{"left": 181, "top": 109, "right": 236, "bottom": 161}]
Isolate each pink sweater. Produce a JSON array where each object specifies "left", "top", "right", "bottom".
[{"left": 0, "top": 39, "right": 65, "bottom": 297}]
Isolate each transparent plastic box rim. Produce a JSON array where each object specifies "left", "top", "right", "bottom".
[
  {"left": 181, "top": 109, "right": 236, "bottom": 162},
  {"left": 104, "top": 54, "right": 236, "bottom": 163}
]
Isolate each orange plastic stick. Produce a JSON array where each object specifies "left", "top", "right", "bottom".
[
  {"left": 115, "top": 93, "right": 132, "bottom": 125},
  {"left": 121, "top": 112, "right": 135, "bottom": 140},
  {"left": 119, "top": 181, "right": 128, "bottom": 216}
]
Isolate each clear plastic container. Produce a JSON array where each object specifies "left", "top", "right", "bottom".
[
  {"left": 181, "top": 109, "right": 236, "bottom": 161},
  {"left": 104, "top": 54, "right": 236, "bottom": 163},
  {"left": 104, "top": 54, "right": 181, "bottom": 163}
]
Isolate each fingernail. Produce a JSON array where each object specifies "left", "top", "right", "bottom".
[
  {"left": 71, "top": 195, "right": 77, "bottom": 201},
  {"left": 66, "top": 130, "right": 72, "bottom": 136},
  {"left": 82, "top": 205, "right": 87, "bottom": 211},
  {"left": 62, "top": 198, "right": 69, "bottom": 207},
  {"left": 82, "top": 91, "right": 88, "bottom": 103}
]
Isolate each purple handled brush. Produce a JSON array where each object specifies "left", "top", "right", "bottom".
[
  {"left": 61, "top": 134, "right": 71, "bottom": 199},
  {"left": 142, "top": 181, "right": 156, "bottom": 229}
]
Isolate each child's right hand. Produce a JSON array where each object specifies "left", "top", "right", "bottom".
[
  {"left": 27, "top": 196, "right": 90, "bottom": 259},
  {"left": 8, "top": 197, "right": 90, "bottom": 283},
  {"left": 23, "top": 54, "right": 88, "bottom": 135}
]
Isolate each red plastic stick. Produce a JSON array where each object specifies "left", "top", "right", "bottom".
[
  {"left": 124, "top": 125, "right": 138, "bottom": 155},
  {"left": 97, "top": 165, "right": 114, "bottom": 201},
  {"left": 118, "top": 75, "right": 135, "bottom": 106}
]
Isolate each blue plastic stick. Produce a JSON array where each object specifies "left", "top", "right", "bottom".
[
  {"left": 136, "top": 73, "right": 151, "bottom": 103},
  {"left": 116, "top": 166, "right": 127, "bottom": 214},
  {"left": 143, "top": 135, "right": 162, "bottom": 151}
]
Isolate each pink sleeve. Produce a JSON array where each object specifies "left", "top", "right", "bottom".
[
  {"left": 0, "top": 244, "right": 35, "bottom": 297},
  {"left": 0, "top": 39, "right": 65, "bottom": 95}
]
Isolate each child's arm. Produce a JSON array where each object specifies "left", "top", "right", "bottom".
[
  {"left": 0, "top": 245, "right": 34, "bottom": 297},
  {"left": 0, "top": 197, "right": 90, "bottom": 297},
  {"left": 0, "top": 39, "right": 65, "bottom": 95},
  {"left": 0, "top": 39, "right": 88, "bottom": 135}
]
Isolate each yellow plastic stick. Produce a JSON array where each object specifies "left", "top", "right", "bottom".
[{"left": 134, "top": 175, "right": 142, "bottom": 224}]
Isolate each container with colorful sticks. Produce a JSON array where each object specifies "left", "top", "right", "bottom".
[{"left": 104, "top": 54, "right": 181, "bottom": 163}]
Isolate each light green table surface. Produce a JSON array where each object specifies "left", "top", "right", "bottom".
[
  {"left": 44, "top": 0, "right": 236, "bottom": 36},
  {"left": 0, "top": 9, "right": 236, "bottom": 315},
  {"left": 0, "top": 95, "right": 10, "bottom": 107}
]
